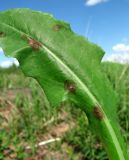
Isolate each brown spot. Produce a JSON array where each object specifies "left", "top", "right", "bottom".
[
  {"left": 53, "top": 24, "right": 62, "bottom": 32},
  {"left": 28, "top": 38, "right": 42, "bottom": 50},
  {"left": 93, "top": 106, "right": 104, "bottom": 120},
  {"left": 21, "top": 34, "right": 42, "bottom": 50},
  {"left": 0, "top": 32, "right": 6, "bottom": 37},
  {"left": 64, "top": 80, "right": 76, "bottom": 93}
]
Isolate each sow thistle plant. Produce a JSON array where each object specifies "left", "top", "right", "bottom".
[{"left": 0, "top": 9, "right": 128, "bottom": 160}]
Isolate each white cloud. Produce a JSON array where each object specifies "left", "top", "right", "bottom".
[
  {"left": 0, "top": 60, "right": 13, "bottom": 68},
  {"left": 103, "top": 53, "right": 129, "bottom": 64},
  {"left": 112, "top": 43, "right": 129, "bottom": 53},
  {"left": 86, "top": 0, "right": 108, "bottom": 6},
  {"left": 0, "top": 47, "right": 19, "bottom": 68},
  {"left": 13, "top": 59, "right": 19, "bottom": 66},
  {"left": 0, "top": 47, "right": 3, "bottom": 53},
  {"left": 103, "top": 43, "right": 129, "bottom": 64},
  {"left": 0, "top": 59, "right": 19, "bottom": 68}
]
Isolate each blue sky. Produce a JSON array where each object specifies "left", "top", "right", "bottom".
[{"left": 0, "top": 0, "right": 129, "bottom": 64}]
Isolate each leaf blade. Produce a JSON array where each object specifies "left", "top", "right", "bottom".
[{"left": 0, "top": 9, "right": 128, "bottom": 160}]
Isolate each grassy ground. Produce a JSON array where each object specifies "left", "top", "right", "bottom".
[{"left": 0, "top": 63, "right": 129, "bottom": 160}]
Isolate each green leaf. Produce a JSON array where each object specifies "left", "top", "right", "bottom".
[{"left": 0, "top": 9, "right": 128, "bottom": 160}]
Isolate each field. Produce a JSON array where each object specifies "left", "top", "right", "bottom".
[{"left": 0, "top": 62, "right": 129, "bottom": 160}]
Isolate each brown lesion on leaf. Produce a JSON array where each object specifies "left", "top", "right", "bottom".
[
  {"left": 28, "top": 38, "right": 42, "bottom": 50},
  {"left": 64, "top": 80, "right": 76, "bottom": 93},
  {"left": 0, "top": 32, "right": 6, "bottom": 37},
  {"left": 21, "top": 34, "right": 42, "bottom": 50},
  {"left": 93, "top": 106, "right": 104, "bottom": 120},
  {"left": 53, "top": 24, "right": 62, "bottom": 32}
]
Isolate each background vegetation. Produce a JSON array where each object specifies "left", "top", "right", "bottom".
[{"left": 0, "top": 62, "right": 129, "bottom": 160}]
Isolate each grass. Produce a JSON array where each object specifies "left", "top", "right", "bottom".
[{"left": 0, "top": 62, "right": 129, "bottom": 160}]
